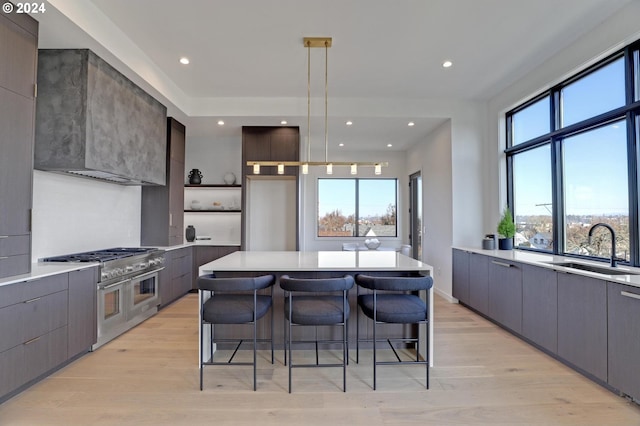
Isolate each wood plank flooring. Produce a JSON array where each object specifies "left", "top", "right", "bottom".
[{"left": 0, "top": 294, "right": 639, "bottom": 425}]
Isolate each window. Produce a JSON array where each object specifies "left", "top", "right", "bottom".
[
  {"left": 563, "top": 121, "right": 629, "bottom": 261},
  {"left": 317, "top": 178, "right": 397, "bottom": 237},
  {"left": 510, "top": 96, "right": 550, "bottom": 146},
  {"left": 506, "top": 45, "right": 640, "bottom": 265},
  {"left": 561, "top": 57, "right": 625, "bottom": 127},
  {"left": 512, "top": 144, "right": 553, "bottom": 250}
]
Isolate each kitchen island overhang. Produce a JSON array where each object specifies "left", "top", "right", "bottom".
[{"left": 199, "top": 250, "right": 434, "bottom": 366}]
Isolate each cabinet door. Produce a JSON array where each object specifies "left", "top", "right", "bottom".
[
  {"left": 607, "top": 282, "right": 640, "bottom": 401},
  {"left": 452, "top": 249, "right": 469, "bottom": 304},
  {"left": 243, "top": 128, "right": 272, "bottom": 176},
  {"left": 158, "top": 252, "right": 172, "bottom": 308},
  {"left": 270, "top": 128, "right": 299, "bottom": 175},
  {"left": 469, "top": 253, "right": 489, "bottom": 315},
  {"left": 68, "top": 268, "right": 97, "bottom": 358},
  {"left": 0, "top": 88, "right": 34, "bottom": 236},
  {"left": 488, "top": 259, "right": 522, "bottom": 333},
  {"left": 0, "top": 12, "right": 37, "bottom": 98},
  {"left": 522, "top": 264, "right": 557, "bottom": 353},
  {"left": 168, "top": 119, "right": 185, "bottom": 245},
  {"left": 557, "top": 273, "right": 607, "bottom": 381}
]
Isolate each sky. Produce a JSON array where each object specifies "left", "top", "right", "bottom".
[{"left": 512, "top": 57, "right": 629, "bottom": 217}]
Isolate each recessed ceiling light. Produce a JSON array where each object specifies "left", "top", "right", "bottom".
[
  {"left": 408, "top": 121, "right": 415, "bottom": 127},
  {"left": 346, "top": 121, "right": 353, "bottom": 126},
  {"left": 179, "top": 57, "right": 190, "bottom": 65},
  {"left": 442, "top": 60, "right": 452, "bottom": 68},
  {"left": 339, "top": 143, "right": 344, "bottom": 147},
  {"left": 281, "top": 120, "right": 287, "bottom": 125},
  {"left": 387, "top": 143, "right": 393, "bottom": 147},
  {"left": 217, "top": 120, "right": 224, "bottom": 126}
]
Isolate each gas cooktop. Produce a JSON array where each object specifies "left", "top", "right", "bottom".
[{"left": 42, "top": 247, "right": 158, "bottom": 263}]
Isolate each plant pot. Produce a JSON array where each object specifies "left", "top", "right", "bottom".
[{"left": 498, "top": 238, "right": 513, "bottom": 250}]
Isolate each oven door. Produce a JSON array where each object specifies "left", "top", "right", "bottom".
[
  {"left": 97, "top": 278, "right": 129, "bottom": 345},
  {"left": 127, "top": 269, "right": 161, "bottom": 321}
]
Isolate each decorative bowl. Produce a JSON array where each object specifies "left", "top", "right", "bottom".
[{"left": 364, "top": 238, "right": 381, "bottom": 250}]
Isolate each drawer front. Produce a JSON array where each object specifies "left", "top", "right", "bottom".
[
  {"left": 0, "top": 234, "right": 30, "bottom": 256},
  {"left": 0, "top": 272, "right": 68, "bottom": 309},
  {"left": 0, "top": 289, "right": 68, "bottom": 353},
  {"left": 0, "top": 254, "right": 30, "bottom": 279}
]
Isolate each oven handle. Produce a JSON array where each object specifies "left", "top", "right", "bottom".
[
  {"left": 132, "top": 268, "right": 164, "bottom": 281},
  {"left": 99, "top": 278, "right": 130, "bottom": 290}
]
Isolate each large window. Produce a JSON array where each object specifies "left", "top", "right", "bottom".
[
  {"left": 317, "top": 178, "right": 397, "bottom": 237},
  {"left": 506, "top": 43, "right": 640, "bottom": 265}
]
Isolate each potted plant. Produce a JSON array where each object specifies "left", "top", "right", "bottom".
[{"left": 497, "top": 206, "right": 516, "bottom": 250}]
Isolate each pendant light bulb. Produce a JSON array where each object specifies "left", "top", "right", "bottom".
[
  {"left": 277, "top": 163, "right": 285, "bottom": 175},
  {"left": 326, "top": 163, "right": 333, "bottom": 175},
  {"left": 253, "top": 164, "right": 260, "bottom": 175},
  {"left": 350, "top": 163, "right": 357, "bottom": 175},
  {"left": 374, "top": 163, "right": 382, "bottom": 175},
  {"left": 302, "top": 163, "right": 309, "bottom": 175}
]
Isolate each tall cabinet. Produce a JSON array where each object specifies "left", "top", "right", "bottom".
[
  {"left": 0, "top": 9, "right": 38, "bottom": 278},
  {"left": 141, "top": 117, "right": 186, "bottom": 246}
]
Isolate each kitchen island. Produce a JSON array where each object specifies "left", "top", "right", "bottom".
[{"left": 200, "top": 250, "right": 434, "bottom": 365}]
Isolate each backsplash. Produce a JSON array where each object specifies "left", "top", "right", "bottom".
[{"left": 32, "top": 170, "right": 141, "bottom": 260}]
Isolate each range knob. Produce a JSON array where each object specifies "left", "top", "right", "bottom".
[{"left": 126, "top": 265, "right": 134, "bottom": 272}]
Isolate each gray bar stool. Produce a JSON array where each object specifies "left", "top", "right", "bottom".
[
  {"left": 279, "top": 274, "right": 354, "bottom": 393},
  {"left": 197, "top": 273, "right": 276, "bottom": 391},
  {"left": 355, "top": 274, "right": 433, "bottom": 390}
]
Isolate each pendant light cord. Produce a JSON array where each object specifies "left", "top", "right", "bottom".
[
  {"left": 324, "top": 40, "right": 329, "bottom": 163},
  {"left": 307, "top": 41, "right": 311, "bottom": 163}
]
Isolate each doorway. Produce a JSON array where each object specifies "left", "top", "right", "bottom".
[{"left": 409, "top": 172, "right": 422, "bottom": 259}]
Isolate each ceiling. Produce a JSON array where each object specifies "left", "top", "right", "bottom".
[{"left": 35, "top": 0, "right": 632, "bottom": 152}]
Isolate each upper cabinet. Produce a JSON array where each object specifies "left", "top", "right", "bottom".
[
  {"left": 141, "top": 118, "right": 186, "bottom": 246},
  {"left": 34, "top": 49, "right": 167, "bottom": 185},
  {"left": 0, "top": 11, "right": 37, "bottom": 278},
  {"left": 242, "top": 126, "right": 299, "bottom": 176}
]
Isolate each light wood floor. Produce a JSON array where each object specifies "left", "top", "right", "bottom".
[{"left": 1, "top": 294, "right": 639, "bottom": 425}]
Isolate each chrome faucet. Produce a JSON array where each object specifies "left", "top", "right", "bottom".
[{"left": 587, "top": 223, "right": 617, "bottom": 267}]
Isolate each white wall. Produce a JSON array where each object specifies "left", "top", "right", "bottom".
[
  {"left": 185, "top": 135, "right": 242, "bottom": 185},
  {"left": 32, "top": 171, "right": 140, "bottom": 260},
  {"left": 407, "top": 120, "right": 454, "bottom": 299}
]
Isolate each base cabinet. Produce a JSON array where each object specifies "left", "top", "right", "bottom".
[
  {"left": 488, "top": 259, "right": 522, "bottom": 334},
  {"left": 521, "top": 264, "right": 557, "bottom": 353},
  {"left": 160, "top": 247, "right": 193, "bottom": 308},
  {"left": 192, "top": 245, "right": 239, "bottom": 289},
  {"left": 607, "top": 282, "right": 640, "bottom": 402},
  {"left": 452, "top": 249, "right": 470, "bottom": 304},
  {"left": 68, "top": 267, "right": 98, "bottom": 358},
  {"left": 469, "top": 253, "right": 489, "bottom": 315},
  {"left": 557, "top": 272, "right": 607, "bottom": 382}
]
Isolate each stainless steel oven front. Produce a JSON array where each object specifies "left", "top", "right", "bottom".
[
  {"left": 97, "top": 278, "right": 129, "bottom": 348},
  {"left": 127, "top": 269, "right": 160, "bottom": 320}
]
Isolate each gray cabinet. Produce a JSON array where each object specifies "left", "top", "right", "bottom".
[
  {"left": 0, "top": 11, "right": 37, "bottom": 278},
  {"left": 469, "top": 253, "right": 489, "bottom": 315},
  {"left": 488, "top": 258, "right": 522, "bottom": 333},
  {"left": 0, "top": 273, "right": 69, "bottom": 401},
  {"left": 142, "top": 117, "right": 186, "bottom": 246},
  {"left": 242, "top": 126, "right": 300, "bottom": 176},
  {"left": 68, "top": 267, "right": 97, "bottom": 358},
  {"left": 521, "top": 264, "right": 557, "bottom": 353},
  {"left": 160, "top": 247, "right": 193, "bottom": 307},
  {"left": 557, "top": 272, "right": 607, "bottom": 382},
  {"left": 452, "top": 249, "right": 470, "bottom": 304},
  {"left": 607, "top": 282, "right": 640, "bottom": 402}
]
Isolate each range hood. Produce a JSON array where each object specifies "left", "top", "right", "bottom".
[{"left": 35, "top": 49, "right": 167, "bottom": 186}]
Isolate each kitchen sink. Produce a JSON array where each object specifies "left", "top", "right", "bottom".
[{"left": 546, "top": 261, "right": 640, "bottom": 276}]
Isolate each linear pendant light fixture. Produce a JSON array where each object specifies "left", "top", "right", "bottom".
[{"left": 246, "top": 37, "right": 387, "bottom": 175}]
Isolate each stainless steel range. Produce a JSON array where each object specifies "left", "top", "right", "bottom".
[{"left": 43, "top": 248, "right": 165, "bottom": 349}]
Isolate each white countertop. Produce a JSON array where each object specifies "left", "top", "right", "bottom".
[
  {"left": 456, "top": 246, "right": 640, "bottom": 288},
  {"left": 200, "top": 250, "right": 432, "bottom": 273},
  {"left": 0, "top": 262, "right": 99, "bottom": 287}
]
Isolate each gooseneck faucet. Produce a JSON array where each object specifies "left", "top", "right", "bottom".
[{"left": 587, "top": 223, "right": 617, "bottom": 267}]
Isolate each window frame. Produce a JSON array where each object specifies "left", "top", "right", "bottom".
[
  {"left": 505, "top": 43, "right": 640, "bottom": 265},
  {"left": 316, "top": 177, "right": 398, "bottom": 238}
]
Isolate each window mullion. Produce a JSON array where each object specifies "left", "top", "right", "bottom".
[
  {"left": 551, "top": 136, "right": 564, "bottom": 256},
  {"left": 355, "top": 179, "right": 360, "bottom": 237}
]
